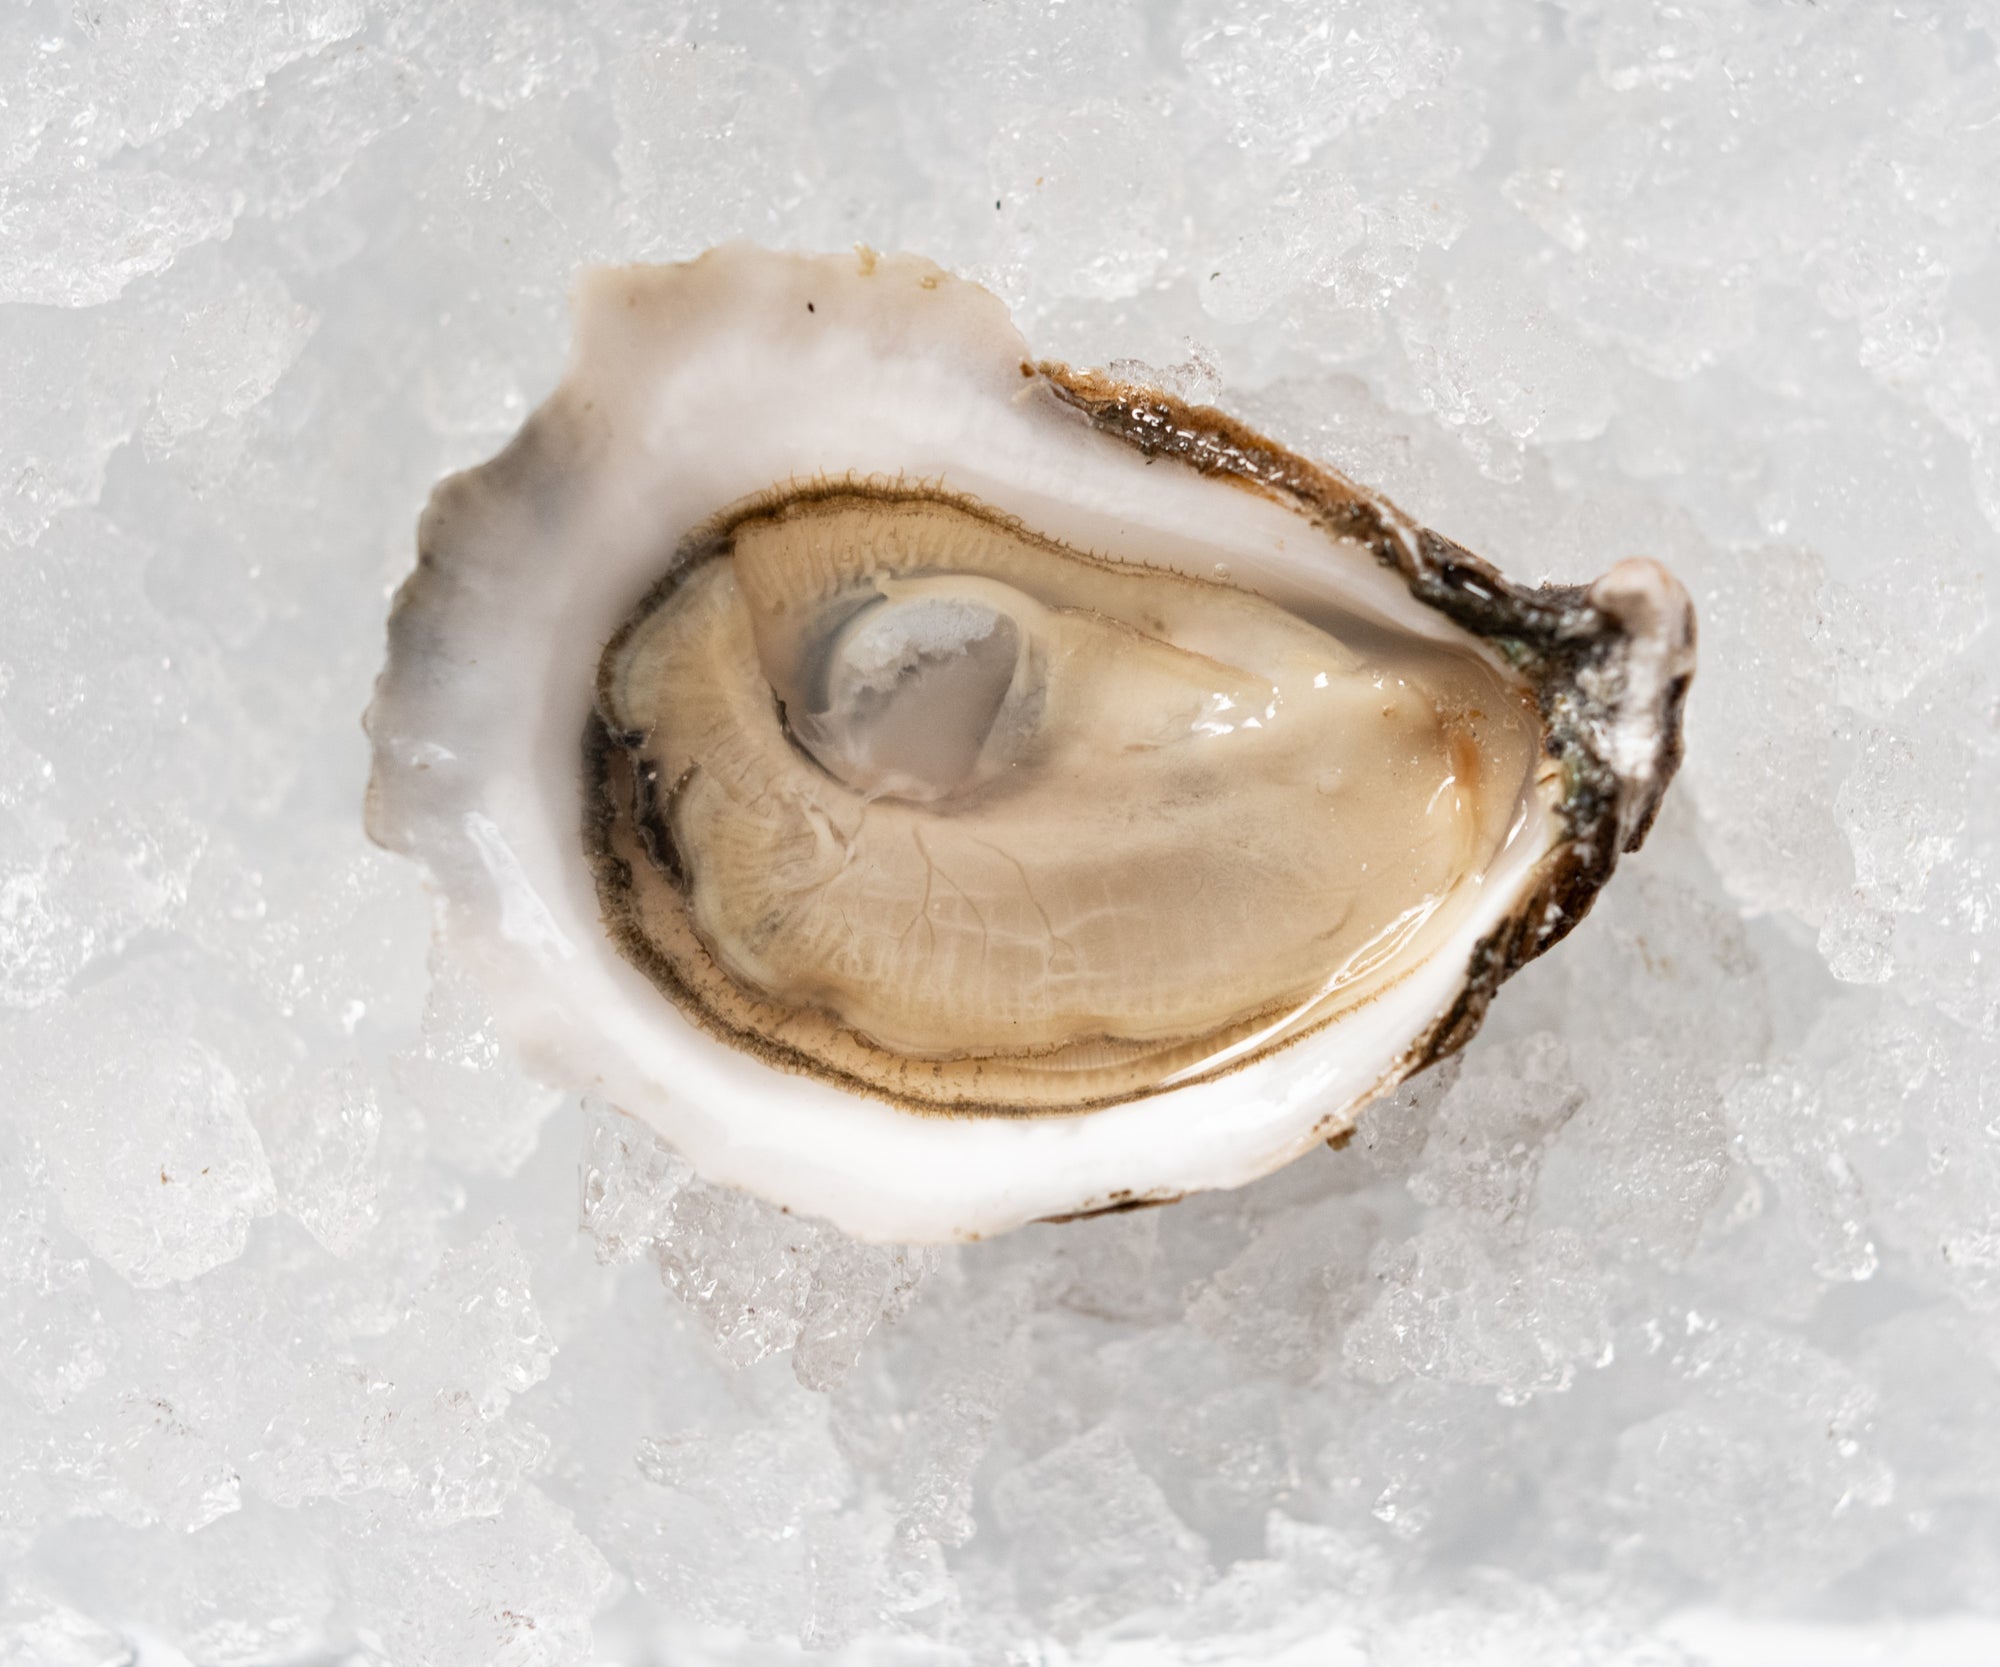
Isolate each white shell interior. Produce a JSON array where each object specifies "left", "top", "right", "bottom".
[{"left": 366, "top": 245, "right": 1565, "bottom": 1241}]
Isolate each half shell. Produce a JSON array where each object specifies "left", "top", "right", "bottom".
[{"left": 364, "top": 244, "right": 1694, "bottom": 1241}]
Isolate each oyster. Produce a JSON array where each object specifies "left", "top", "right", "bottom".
[{"left": 365, "top": 245, "right": 1694, "bottom": 1241}]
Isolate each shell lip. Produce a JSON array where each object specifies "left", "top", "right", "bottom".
[{"left": 360, "top": 245, "right": 1696, "bottom": 1242}]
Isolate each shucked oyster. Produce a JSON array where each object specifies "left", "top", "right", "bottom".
[{"left": 365, "top": 245, "right": 1694, "bottom": 1241}]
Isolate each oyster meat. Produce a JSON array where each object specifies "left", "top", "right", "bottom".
[{"left": 365, "top": 245, "right": 1694, "bottom": 1241}]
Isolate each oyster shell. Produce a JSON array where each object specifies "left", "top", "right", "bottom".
[{"left": 365, "top": 244, "right": 1694, "bottom": 1241}]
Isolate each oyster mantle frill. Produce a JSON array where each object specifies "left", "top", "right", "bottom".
[{"left": 364, "top": 245, "right": 1694, "bottom": 1242}]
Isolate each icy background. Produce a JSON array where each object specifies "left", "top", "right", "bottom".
[{"left": 3, "top": 0, "right": 2000, "bottom": 1662}]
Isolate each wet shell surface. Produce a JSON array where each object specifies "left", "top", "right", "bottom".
[{"left": 364, "top": 244, "right": 1695, "bottom": 1242}]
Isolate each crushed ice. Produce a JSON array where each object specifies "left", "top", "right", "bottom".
[{"left": 2, "top": 0, "right": 1998, "bottom": 1661}]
